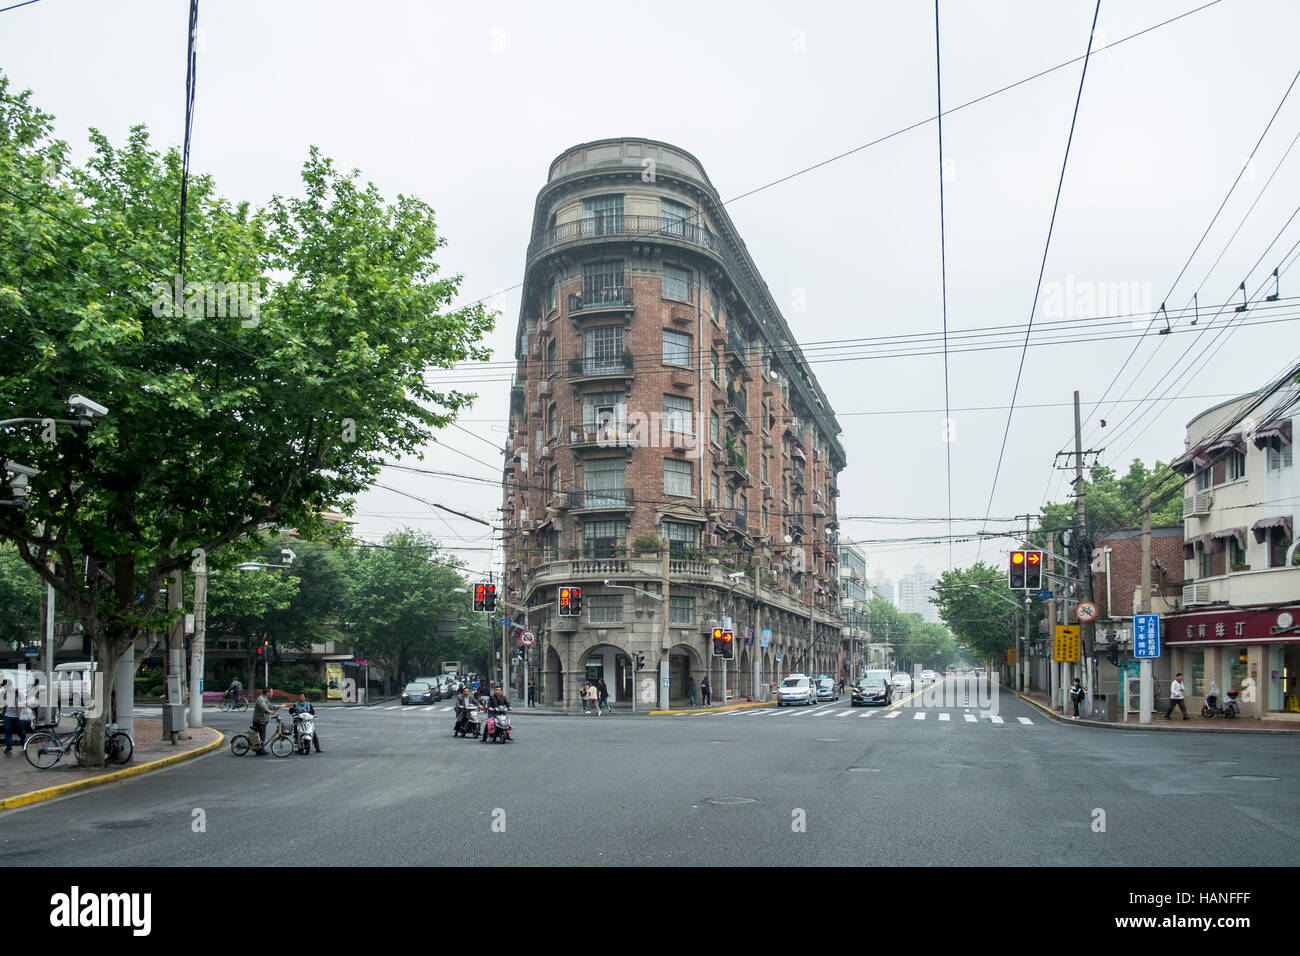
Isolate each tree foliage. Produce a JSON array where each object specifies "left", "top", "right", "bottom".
[
  {"left": 929, "top": 563, "right": 1032, "bottom": 665},
  {"left": 0, "top": 74, "right": 494, "bottom": 763}
]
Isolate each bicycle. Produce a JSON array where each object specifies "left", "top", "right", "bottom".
[
  {"left": 24, "top": 711, "right": 134, "bottom": 769},
  {"left": 230, "top": 710, "right": 294, "bottom": 757},
  {"left": 220, "top": 691, "right": 249, "bottom": 712}
]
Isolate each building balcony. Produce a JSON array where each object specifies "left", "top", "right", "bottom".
[
  {"left": 568, "top": 422, "right": 635, "bottom": 453},
  {"left": 1182, "top": 564, "right": 1299, "bottom": 606},
  {"left": 568, "top": 286, "right": 634, "bottom": 316},
  {"left": 570, "top": 488, "right": 636, "bottom": 514},
  {"left": 528, "top": 214, "right": 720, "bottom": 263},
  {"left": 724, "top": 453, "right": 751, "bottom": 487},
  {"left": 788, "top": 467, "right": 805, "bottom": 496},
  {"left": 567, "top": 355, "right": 634, "bottom": 385}
]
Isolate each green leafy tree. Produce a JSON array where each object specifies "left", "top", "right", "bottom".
[
  {"left": 929, "top": 563, "right": 1031, "bottom": 666},
  {"left": 341, "top": 529, "right": 471, "bottom": 692},
  {"left": 204, "top": 562, "right": 300, "bottom": 690},
  {"left": 0, "top": 76, "right": 493, "bottom": 763},
  {"left": 0, "top": 544, "right": 41, "bottom": 647}
]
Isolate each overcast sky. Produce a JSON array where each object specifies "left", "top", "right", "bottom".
[{"left": 4, "top": 0, "right": 1298, "bottom": 589}]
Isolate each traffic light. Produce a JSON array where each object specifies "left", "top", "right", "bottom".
[
  {"left": 559, "top": 586, "right": 582, "bottom": 617},
  {"left": 635, "top": 652, "right": 645, "bottom": 671},
  {"left": 474, "top": 583, "right": 486, "bottom": 611},
  {"left": 1009, "top": 550, "right": 1027, "bottom": 589},
  {"left": 256, "top": 645, "right": 264, "bottom": 659},
  {"left": 1107, "top": 643, "right": 1119, "bottom": 666},
  {"left": 484, "top": 584, "right": 497, "bottom": 612},
  {"left": 1025, "top": 550, "right": 1043, "bottom": 590},
  {"left": 712, "top": 628, "right": 734, "bottom": 660}
]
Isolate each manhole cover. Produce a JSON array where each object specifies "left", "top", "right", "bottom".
[
  {"left": 848, "top": 767, "right": 881, "bottom": 773},
  {"left": 1227, "top": 774, "right": 1278, "bottom": 781},
  {"left": 702, "top": 796, "right": 757, "bottom": 805}
]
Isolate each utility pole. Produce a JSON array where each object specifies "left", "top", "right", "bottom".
[
  {"left": 1023, "top": 514, "right": 1032, "bottom": 692},
  {"left": 1073, "top": 391, "right": 1096, "bottom": 716},
  {"left": 659, "top": 544, "right": 670, "bottom": 711},
  {"left": 1139, "top": 491, "right": 1153, "bottom": 724},
  {"left": 753, "top": 561, "right": 762, "bottom": 701}
]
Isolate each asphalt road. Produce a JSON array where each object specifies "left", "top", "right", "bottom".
[{"left": 3, "top": 679, "right": 1298, "bottom": 866}]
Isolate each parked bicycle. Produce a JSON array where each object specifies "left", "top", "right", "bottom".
[
  {"left": 220, "top": 691, "right": 249, "bottom": 712},
  {"left": 24, "top": 711, "right": 134, "bottom": 769},
  {"left": 230, "top": 711, "right": 294, "bottom": 757}
]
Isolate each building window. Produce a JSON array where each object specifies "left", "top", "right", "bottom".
[
  {"left": 548, "top": 465, "right": 559, "bottom": 494},
  {"left": 1228, "top": 535, "right": 1246, "bottom": 567},
  {"left": 589, "top": 594, "right": 624, "bottom": 624},
  {"left": 710, "top": 472, "right": 719, "bottom": 504},
  {"left": 662, "top": 265, "right": 690, "bottom": 302},
  {"left": 669, "top": 595, "right": 695, "bottom": 625},
  {"left": 583, "top": 519, "right": 627, "bottom": 558},
  {"left": 664, "top": 458, "right": 692, "bottom": 497},
  {"left": 547, "top": 279, "right": 557, "bottom": 312},
  {"left": 711, "top": 349, "right": 720, "bottom": 381},
  {"left": 1197, "top": 542, "right": 1213, "bottom": 579},
  {"left": 583, "top": 325, "right": 625, "bottom": 375},
  {"left": 1226, "top": 450, "right": 1247, "bottom": 481},
  {"left": 710, "top": 410, "right": 720, "bottom": 445},
  {"left": 1267, "top": 444, "right": 1294, "bottom": 470},
  {"left": 663, "top": 521, "right": 698, "bottom": 557},
  {"left": 584, "top": 459, "right": 627, "bottom": 509},
  {"left": 664, "top": 394, "right": 693, "bottom": 435},
  {"left": 1195, "top": 468, "right": 1211, "bottom": 491},
  {"left": 582, "top": 260, "right": 626, "bottom": 305},
  {"left": 661, "top": 198, "right": 689, "bottom": 237},
  {"left": 583, "top": 195, "right": 624, "bottom": 236},
  {"left": 710, "top": 286, "right": 720, "bottom": 323},
  {"left": 547, "top": 338, "right": 557, "bottom": 376},
  {"left": 1268, "top": 527, "right": 1292, "bottom": 568},
  {"left": 663, "top": 329, "right": 691, "bottom": 367},
  {"left": 543, "top": 530, "right": 559, "bottom": 561},
  {"left": 548, "top": 402, "right": 558, "bottom": 439}
]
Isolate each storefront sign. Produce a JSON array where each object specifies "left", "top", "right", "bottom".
[
  {"left": 1166, "top": 606, "right": 1300, "bottom": 645},
  {"left": 1054, "top": 624, "right": 1081, "bottom": 662}
]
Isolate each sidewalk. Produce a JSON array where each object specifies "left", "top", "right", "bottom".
[
  {"left": 0, "top": 718, "right": 222, "bottom": 812},
  {"left": 1016, "top": 689, "right": 1300, "bottom": 734}
]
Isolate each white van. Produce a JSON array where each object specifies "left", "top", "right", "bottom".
[{"left": 52, "top": 661, "right": 99, "bottom": 710}]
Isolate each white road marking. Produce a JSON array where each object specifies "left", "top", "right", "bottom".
[
  {"left": 913, "top": 712, "right": 926, "bottom": 720},
  {"left": 883, "top": 711, "right": 901, "bottom": 719},
  {"left": 834, "top": 709, "right": 854, "bottom": 717},
  {"left": 964, "top": 713, "right": 977, "bottom": 722},
  {"left": 1017, "top": 717, "right": 1034, "bottom": 725},
  {"left": 938, "top": 712, "right": 950, "bottom": 721},
  {"left": 989, "top": 715, "right": 1005, "bottom": 724},
  {"left": 858, "top": 710, "right": 875, "bottom": 717}
]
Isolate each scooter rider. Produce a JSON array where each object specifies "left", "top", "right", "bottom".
[
  {"left": 290, "top": 692, "right": 322, "bottom": 752},
  {"left": 454, "top": 686, "right": 480, "bottom": 737},
  {"left": 482, "top": 686, "right": 512, "bottom": 743}
]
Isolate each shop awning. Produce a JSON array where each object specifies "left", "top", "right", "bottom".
[
  {"left": 1203, "top": 432, "right": 1244, "bottom": 456},
  {"left": 1252, "top": 515, "right": 1293, "bottom": 543},
  {"left": 792, "top": 446, "right": 806, "bottom": 462},
  {"left": 1171, "top": 445, "right": 1210, "bottom": 475},
  {"left": 1199, "top": 533, "right": 1218, "bottom": 553},
  {"left": 1251, "top": 419, "right": 1293, "bottom": 449}
]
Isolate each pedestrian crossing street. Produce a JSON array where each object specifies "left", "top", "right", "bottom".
[{"left": 682, "top": 704, "right": 1036, "bottom": 726}]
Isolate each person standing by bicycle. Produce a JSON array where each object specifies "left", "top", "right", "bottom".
[
  {"left": 1, "top": 678, "right": 27, "bottom": 755},
  {"left": 226, "top": 677, "right": 243, "bottom": 707},
  {"left": 252, "top": 688, "right": 285, "bottom": 754}
]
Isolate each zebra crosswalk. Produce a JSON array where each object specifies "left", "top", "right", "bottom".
[{"left": 687, "top": 704, "right": 1035, "bottom": 727}]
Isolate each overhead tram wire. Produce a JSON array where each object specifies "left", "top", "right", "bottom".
[
  {"left": 976, "top": 0, "right": 1103, "bottom": 558},
  {"left": 1078, "top": 64, "right": 1300, "bottom": 450},
  {"left": 451, "top": 0, "right": 1226, "bottom": 315},
  {"left": 935, "top": 0, "right": 955, "bottom": 568}
]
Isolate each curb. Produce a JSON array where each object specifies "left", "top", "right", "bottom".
[
  {"left": 1012, "top": 692, "right": 1300, "bottom": 735},
  {"left": 0, "top": 729, "right": 225, "bottom": 813}
]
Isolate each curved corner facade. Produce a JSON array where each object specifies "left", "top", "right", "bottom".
[{"left": 501, "top": 138, "right": 848, "bottom": 711}]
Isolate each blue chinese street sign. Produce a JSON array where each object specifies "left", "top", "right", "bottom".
[{"left": 1133, "top": 613, "right": 1161, "bottom": 658}]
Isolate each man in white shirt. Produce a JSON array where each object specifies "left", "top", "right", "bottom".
[{"left": 1165, "top": 672, "right": 1188, "bottom": 720}]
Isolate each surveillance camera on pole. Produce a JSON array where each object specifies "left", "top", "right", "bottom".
[
  {"left": 280, "top": 548, "right": 296, "bottom": 566},
  {"left": 2, "top": 461, "right": 40, "bottom": 479},
  {"left": 67, "top": 394, "right": 109, "bottom": 419}
]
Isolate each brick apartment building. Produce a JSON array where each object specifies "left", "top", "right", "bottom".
[{"left": 499, "top": 138, "right": 847, "bottom": 711}]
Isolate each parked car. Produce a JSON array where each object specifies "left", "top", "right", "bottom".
[
  {"left": 776, "top": 674, "right": 816, "bottom": 706},
  {"left": 401, "top": 682, "right": 436, "bottom": 705},
  {"left": 891, "top": 672, "right": 914, "bottom": 693},
  {"left": 852, "top": 677, "right": 892, "bottom": 706},
  {"left": 815, "top": 677, "right": 838, "bottom": 701}
]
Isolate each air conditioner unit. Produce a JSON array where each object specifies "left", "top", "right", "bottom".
[
  {"left": 1182, "top": 583, "right": 1211, "bottom": 605},
  {"left": 540, "top": 444, "right": 552, "bottom": 458}
]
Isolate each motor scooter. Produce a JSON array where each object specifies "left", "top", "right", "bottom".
[
  {"left": 453, "top": 703, "right": 484, "bottom": 738},
  {"left": 1201, "top": 689, "right": 1241, "bottom": 719},
  {"left": 293, "top": 710, "right": 316, "bottom": 753},
  {"left": 483, "top": 705, "right": 512, "bottom": 744}
]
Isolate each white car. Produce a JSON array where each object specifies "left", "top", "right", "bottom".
[
  {"left": 891, "top": 672, "right": 914, "bottom": 693},
  {"left": 776, "top": 674, "right": 816, "bottom": 706},
  {"left": 920, "top": 670, "right": 937, "bottom": 685}
]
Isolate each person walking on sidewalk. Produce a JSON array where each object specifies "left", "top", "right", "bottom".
[
  {"left": 1069, "top": 678, "right": 1084, "bottom": 719},
  {"left": 585, "top": 681, "right": 599, "bottom": 715},
  {"left": 597, "top": 678, "right": 611, "bottom": 714},
  {"left": 687, "top": 676, "right": 696, "bottom": 707},
  {"left": 1, "top": 678, "right": 26, "bottom": 755},
  {"left": 1166, "top": 673, "right": 1189, "bottom": 719},
  {"left": 700, "top": 676, "right": 712, "bottom": 707}
]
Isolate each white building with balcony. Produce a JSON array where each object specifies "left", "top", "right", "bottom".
[{"left": 1167, "top": 382, "right": 1299, "bottom": 716}]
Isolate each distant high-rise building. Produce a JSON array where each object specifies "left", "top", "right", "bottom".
[
  {"left": 898, "top": 563, "right": 939, "bottom": 622},
  {"left": 870, "top": 577, "right": 895, "bottom": 606}
]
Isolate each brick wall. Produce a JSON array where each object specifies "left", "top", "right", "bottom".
[{"left": 1094, "top": 529, "right": 1185, "bottom": 617}]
